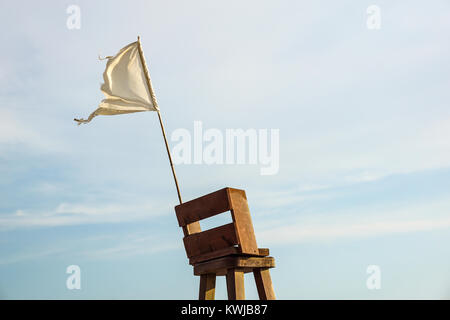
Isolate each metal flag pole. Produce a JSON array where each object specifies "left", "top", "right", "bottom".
[{"left": 137, "top": 36, "right": 183, "bottom": 204}]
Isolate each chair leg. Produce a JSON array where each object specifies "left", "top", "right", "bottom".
[
  {"left": 226, "top": 268, "right": 245, "bottom": 300},
  {"left": 253, "top": 268, "right": 276, "bottom": 300},
  {"left": 199, "top": 273, "right": 216, "bottom": 300}
]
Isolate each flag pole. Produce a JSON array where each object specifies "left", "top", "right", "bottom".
[{"left": 137, "top": 36, "right": 183, "bottom": 204}]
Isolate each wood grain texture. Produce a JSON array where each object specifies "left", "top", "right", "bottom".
[
  {"left": 199, "top": 273, "right": 216, "bottom": 300},
  {"left": 226, "top": 269, "right": 245, "bottom": 300},
  {"left": 227, "top": 188, "right": 259, "bottom": 255},
  {"left": 189, "top": 247, "right": 270, "bottom": 265},
  {"left": 183, "top": 223, "right": 238, "bottom": 258},
  {"left": 253, "top": 268, "right": 276, "bottom": 300},
  {"left": 175, "top": 188, "right": 231, "bottom": 226},
  {"left": 182, "top": 221, "right": 201, "bottom": 237},
  {"left": 175, "top": 187, "right": 276, "bottom": 300},
  {"left": 194, "top": 256, "right": 275, "bottom": 276},
  {"left": 189, "top": 246, "right": 240, "bottom": 265}
]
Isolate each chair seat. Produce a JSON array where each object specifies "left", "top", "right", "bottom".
[
  {"left": 194, "top": 255, "right": 275, "bottom": 276},
  {"left": 189, "top": 247, "right": 270, "bottom": 265}
]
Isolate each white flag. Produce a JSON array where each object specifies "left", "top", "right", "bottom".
[{"left": 74, "top": 41, "right": 158, "bottom": 125}]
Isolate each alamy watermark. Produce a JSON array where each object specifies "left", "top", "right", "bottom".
[
  {"left": 366, "top": 5, "right": 381, "bottom": 30},
  {"left": 366, "top": 265, "right": 381, "bottom": 290},
  {"left": 66, "top": 265, "right": 81, "bottom": 290},
  {"left": 66, "top": 5, "right": 81, "bottom": 30},
  {"left": 171, "top": 121, "right": 280, "bottom": 175}
]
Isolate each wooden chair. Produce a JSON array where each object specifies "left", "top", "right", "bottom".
[{"left": 175, "top": 187, "right": 276, "bottom": 300}]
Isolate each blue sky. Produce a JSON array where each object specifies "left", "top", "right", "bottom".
[{"left": 0, "top": 0, "right": 449, "bottom": 299}]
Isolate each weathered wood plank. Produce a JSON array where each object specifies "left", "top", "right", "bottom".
[
  {"left": 175, "top": 188, "right": 231, "bottom": 226},
  {"left": 253, "top": 268, "right": 276, "bottom": 300},
  {"left": 227, "top": 188, "right": 259, "bottom": 255},
  {"left": 194, "top": 256, "right": 275, "bottom": 275},
  {"left": 182, "top": 221, "right": 201, "bottom": 237},
  {"left": 199, "top": 273, "right": 216, "bottom": 300},
  {"left": 256, "top": 248, "right": 270, "bottom": 256},
  {"left": 189, "top": 247, "right": 270, "bottom": 265},
  {"left": 183, "top": 223, "right": 238, "bottom": 258},
  {"left": 226, "top": 269, "right": 245, "bottom": 300},
  {"left": 189, "top": 246, "right": 240, "bottom": 265}
]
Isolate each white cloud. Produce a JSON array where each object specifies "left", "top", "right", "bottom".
[
  {"left": 278, "top": 112, "right": 450, "bottom": 189},
  {"left": 80, "top": 234, "right": 180, "bottom": 261},
  {"left": 0, "top": 110, "right": 34, "bottom": 144},
  {"left": 258, "top": 200, "right": 450, "bottom": 245},
  {"left": 0, "top": 201, "right": 169, "bottom": 230},
  {"left": 260, "top": 217, "right": 450, "bottom": 245},
  {"left": 0, "top": 109, "right": 65, "bottom": 153},
  {"left": 0, "top": 233, "right": 181, "bottom": 265},
  {"left": 0, "top": 248, "right": 65, "bottom": 265},
  {"left": 344, "top": 172, "right": 387, "bottom": 184}
]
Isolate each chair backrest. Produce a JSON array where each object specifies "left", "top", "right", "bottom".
[{"left": 175, "top": 187, "right": 259, "bottom": 261}]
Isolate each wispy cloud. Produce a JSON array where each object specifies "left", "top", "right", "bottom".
[
  {"left": 0, "top": 233, "right": 180, "bottom": 265},
  {"left": 0, "top": 109, "right": 66, "bottom": 153},
  {"left": 0, "top": 201, "right": 169, "bottom": 230},
  {"left": 0, "top": 248, "right": 65, "bottom": 265},
  {"left": 260, "top": 216, "right": 450, "bottom": 245},
  {"left": 258, "top": 200, "right": 450, "bottom": 245},
  {"left": 79, "top": 234, "right": 180, "bottom": 261}
]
